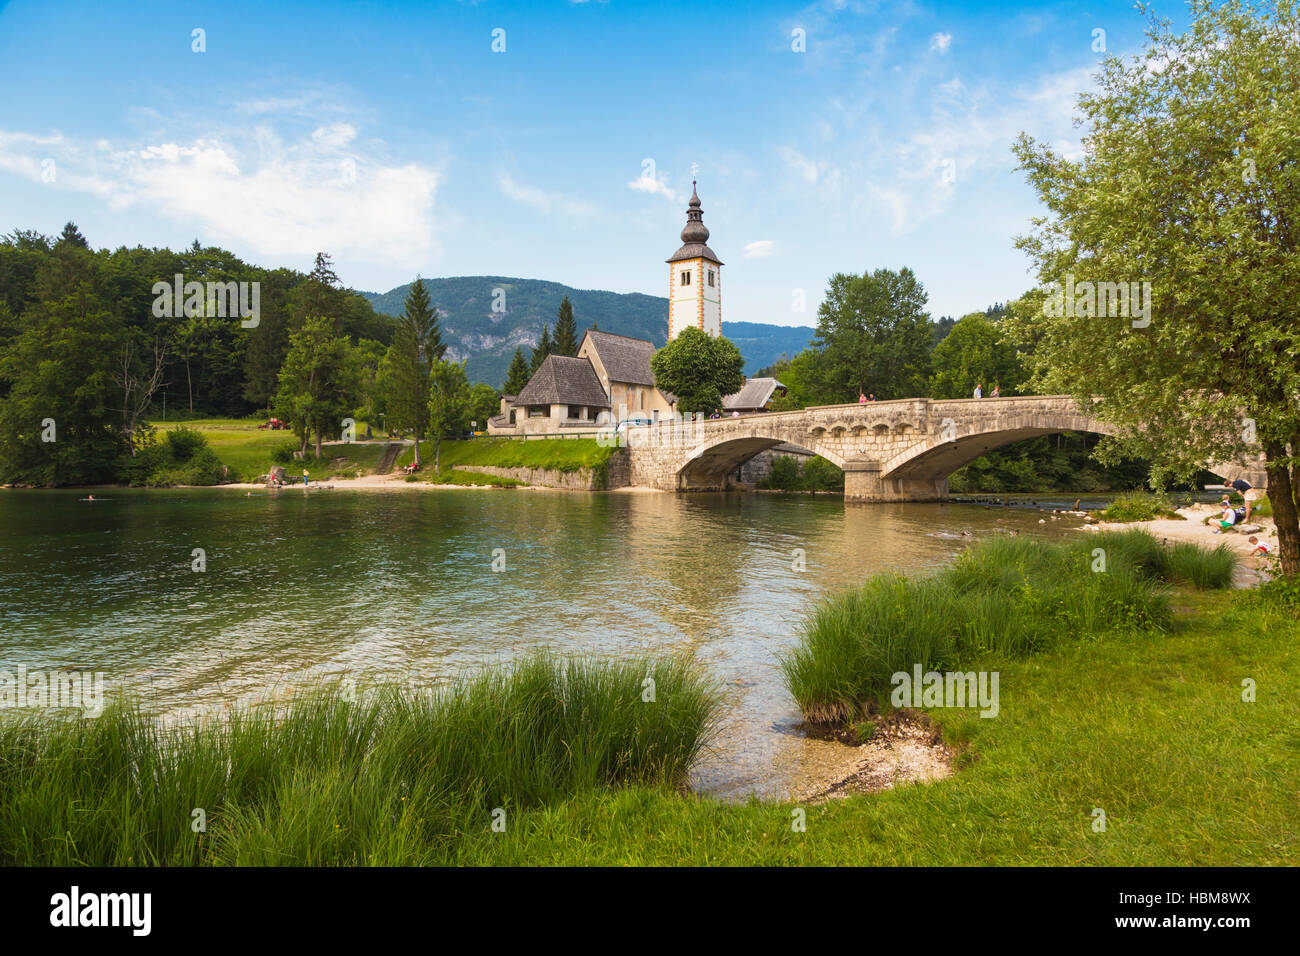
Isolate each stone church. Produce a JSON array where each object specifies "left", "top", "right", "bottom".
[{"left": 488, "top": 183, "right": 782, "bottom": 435}]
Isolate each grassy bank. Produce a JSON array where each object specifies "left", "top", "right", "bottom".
[
  {"left": 783, "top": 530, "right": 1236, "bottom": 723},
  {"left": 4, "top": 533, "right": 1294, "bottom": 867},
  {"left": 154, "top": 419, "right": 388, "bottom": 482},
  {"left": 400, "top": 438, "right": 620, "bottom": 486},
  {"left": 453, "top": 587, "right": 1298, "bottom": 865},
  {"left": 0, "top": 654, "right": 719, "bottom": 866}
]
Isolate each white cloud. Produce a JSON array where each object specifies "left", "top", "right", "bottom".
[
  {"left": 0, "top": 123, "right": 441, "bottom": 267},
  {"left": 777, "top": 146, "right": 821, "bottom": 184},
  {"left": 771, "top": 64, "right": 1096, "bottom": 236},
  {"left": 497, "top": 171, "right": 597, "bottom": 217},
  {"left": 929, "top": 32, "right": 952, "bottom": 55},
  {"left": 627, "top": 170, "right": 679, "bottom": 202},
  {"left": 310, "top": 123, "right": 357, "bottom": 148},
  {"left": 742, "top": 240, "right": 775, "bottom": 259}
]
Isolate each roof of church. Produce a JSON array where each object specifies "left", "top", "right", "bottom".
[
  {"left": 582, "top": 329, "right": 657, "bottom": 387},
  {"left": 514, "top": 355, "right": 611, "bottom": 408},
  {"left": 667, "top": 182, "right": 723, "bottom": 265},
  {"left": 722, "top": 377, "right": 787, "bottom": 412}
]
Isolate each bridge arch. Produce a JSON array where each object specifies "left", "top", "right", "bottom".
[
  {"left": 883, "top": 410, "right": 1111, "bottom": 482},
  {"left": 672, "top": 434, "right": 845, "bottom": 490}
]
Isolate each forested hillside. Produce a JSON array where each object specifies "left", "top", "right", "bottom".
[{"left": 363, "top": 277, "right": 814, "bottom": 384}]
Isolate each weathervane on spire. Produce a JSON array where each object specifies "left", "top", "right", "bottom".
[{"left": 690, "top": 162, "right": 699, "bottom": 181}]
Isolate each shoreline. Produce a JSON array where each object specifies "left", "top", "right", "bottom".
[{"left": 1080, "top": 501, "right": 1277, "bottom": 587}]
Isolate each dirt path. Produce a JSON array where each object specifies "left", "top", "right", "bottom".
[{"left": 374, "top": 441, "right": 404, "bottom": 475}]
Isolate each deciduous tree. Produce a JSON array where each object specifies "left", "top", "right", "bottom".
[
  {"left": 1008, "top": 0, "right": 1300, "bottom": 576},
  {"left": 649, "top": 327, "right": 745, "bottom": 414}
]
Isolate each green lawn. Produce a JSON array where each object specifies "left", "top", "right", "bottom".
[
  {"left": 149, "top": 422, "right": 613, "bottom": 485},
  {"left": 399, "top": 438, "right": 619, "bottom": 486},
  {"left": 154, "top": 419, "right": 388, "bottom": 481},
  {"left": 453, "top": 589, "right": 1299, "bottom": 865}
]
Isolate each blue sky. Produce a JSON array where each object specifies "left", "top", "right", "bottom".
[{"left": 0, "top": 0, "right": 1187, "bottom": 324}]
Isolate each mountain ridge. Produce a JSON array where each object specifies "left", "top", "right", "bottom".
[{"left": 361, "top": 276, "right": 814, "bottom": 387}]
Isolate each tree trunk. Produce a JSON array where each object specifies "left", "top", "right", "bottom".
[
  {"left": 1265, "top": 439, "right": 1299, "bottom": 579},
  {"left": 413, "top": 427, "right": 421, "bottom": 467},
  {"left": 435, "top": 438, "right": 441, "bottom": 475},
  {"left": 315, "top": 427, "right": 323, "bottom": 460}
]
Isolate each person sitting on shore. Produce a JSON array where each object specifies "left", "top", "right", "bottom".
[{"left": 1218, "top": 502, "right": 1237, "bottom": 531}]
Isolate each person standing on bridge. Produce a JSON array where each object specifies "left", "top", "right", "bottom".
[
  {"left": 858, "top": 391, "right": 867, "bottom": 404},
  {"left": 973, "top": 384, "right": 983, "bottom": 399},
  {"left": 991, "top": 384, "right": 1000, "bottom": 398}
]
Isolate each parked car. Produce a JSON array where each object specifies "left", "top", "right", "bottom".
[{"left": 614, "top": 417, "right": 654, "bottom": 435}]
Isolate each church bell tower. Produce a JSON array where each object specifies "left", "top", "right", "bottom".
[{"left": 667, "top": 182, "right": 722, "bottom": 340}]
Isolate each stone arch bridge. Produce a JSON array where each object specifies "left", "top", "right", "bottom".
[{"left": 622, "top": 396, "right": 1263, "bottom": 501}]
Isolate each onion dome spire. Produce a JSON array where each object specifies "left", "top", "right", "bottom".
[
  {"left": 680, "top": 180, "right": 710, "bottom": 244},
  {"left": 667, "top": 180, "right": 723, "bottom": 265}
]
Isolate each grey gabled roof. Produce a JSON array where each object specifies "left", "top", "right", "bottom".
[
  {"left": 583, "top": 329, "right": 657, "bottom": 387},
  {"left": 722, "top": 377, "right": 786, "bottom": 411},
  {"left": 514, "top": 355, "right": 611, "bottom": 408}
]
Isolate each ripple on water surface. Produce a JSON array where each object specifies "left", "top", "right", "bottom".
[{"left": 0, "top": 487, "right": 1072, "bottom": 798}]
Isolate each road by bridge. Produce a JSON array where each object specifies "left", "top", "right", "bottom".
[{"left": 619, "top": 395, "right": 1265, "bottom": 501}]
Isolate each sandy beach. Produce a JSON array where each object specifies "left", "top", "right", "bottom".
[{"left": 1080, "top": 500, "right": 1277, "bottom": 587}]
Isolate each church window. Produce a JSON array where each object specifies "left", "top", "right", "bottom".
[{"left": 680, "top": 270, "right": 691, "bottom": 286}]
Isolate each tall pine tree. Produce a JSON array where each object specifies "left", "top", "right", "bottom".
[
  {"left": 530, "top": 325, "right": 553, "bottom": 373},
  {"left": 504, "top": 347, "right": 531, "bottom": 394},
  {"left": 384, "top": 277, "right": 444, "bottom": 467},
  {"left": 553, "top": 296, "right": 578, "bottom": 356}
]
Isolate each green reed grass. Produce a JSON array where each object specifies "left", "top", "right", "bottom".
[
  {"left": 0, "top": 653, "right": 719, "bottom": 866},
  {"left": 782, "top": 530, "right": 1233, "bottom": 723}
]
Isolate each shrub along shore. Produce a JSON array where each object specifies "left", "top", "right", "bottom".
[
  {"left": 2, "top": 531, "right": 1295, "bottom": 866},
  {"left": 782, "top": 530, "right": 1238, "bottom": 724}
]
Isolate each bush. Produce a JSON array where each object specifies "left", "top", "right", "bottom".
[
  {"left": 802, "top": 456, "right": 846, "bottom": 492},
  {"left": 270, "top": 442, "right": 298, "bottom": 465},
  {"left": 782, "top": 531, "right": 1231, "bottom": 724},
  {"left": 164, "top": 426, "right": 208, "bottom": 463},
  {"left": 1099, "top": 490, "right": 1180, "bottom": 522},
  {"left": 758, "top": 455, "right": 844, "bottom": 492},
  {"left": 761, "top": 456, "right": 803, "bottom": 491},
  {"left": 119, "top": 428, "right": 225, "bottom": 486}
]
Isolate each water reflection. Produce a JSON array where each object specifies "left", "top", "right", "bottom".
[{"left": 0, "top": 487, "right": 1073, "bottom": 798}]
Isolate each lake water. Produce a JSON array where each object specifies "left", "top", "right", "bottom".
[{"left": 0, "top": 487, "right": 1077, "bottom": 798}]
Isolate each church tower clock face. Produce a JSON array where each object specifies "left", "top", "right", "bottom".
[{"left": 667, "top": 181, "right": 723, "bottom": 340}]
